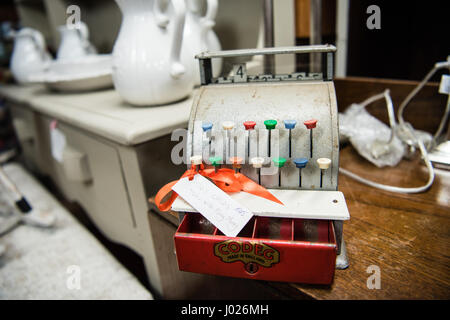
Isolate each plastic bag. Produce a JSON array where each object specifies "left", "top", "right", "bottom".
[{"left": 339, "top": 103, "right": 405, "bottom": 167}]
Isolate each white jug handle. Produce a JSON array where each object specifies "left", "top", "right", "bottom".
[
  {"left": 154, "top": 0, "right": 170, "bottom": 28},
  {"left": 30, "top": 30, "right": 48, "bottom": 61},
  {"left": 200, "top": 0, "right": 217, "bottom": 45},
  {"left": 77, "top": 21, "right": 96, "bottom": 53},
  {"left": 77, "top": 21, "right": 89, "bottom": 40},
  {"left": 30, "top": 30, "right": 45, "bottom": 52},
  {"left": 168, "top": 0, "right": 187, "bottom": 78},
  {"left": 203, "top": 0, "right": 218, "bottom": 23}
]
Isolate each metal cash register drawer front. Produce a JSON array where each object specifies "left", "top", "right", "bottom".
[{"left": 174, "top": 213, "right": 337, "bottom": 284}]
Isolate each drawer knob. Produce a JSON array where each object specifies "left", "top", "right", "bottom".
[
  {"left": 245, "top": 262, "right": 259, "bottom": 274},
  {"left": 62, "top": 146, "right": 92, "bottom": 183}
]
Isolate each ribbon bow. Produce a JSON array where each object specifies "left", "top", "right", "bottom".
[{"left": 153, "top": 164, "right": 283, "bottom": 212}]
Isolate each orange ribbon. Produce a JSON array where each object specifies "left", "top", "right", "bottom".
[{"left": 153, "top": 164, "right": 283, "bottom": 212}]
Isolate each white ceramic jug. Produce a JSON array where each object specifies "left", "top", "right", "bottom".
[
  {"left": 184, "top": 0, "right": 222, "bottom": 85},
  {"left": 57, "top": 21, "right": 97, "bottom": 61},
  {"left": 10, "top": 28, "right": 51, "bottom": 84},
  {"left": 112, "top": 0, "right": 194, "bottom": 106}
]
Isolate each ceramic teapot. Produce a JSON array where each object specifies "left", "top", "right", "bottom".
[
  {"left": 184, "top": 0, "right": 222, "bottom": 85},
  {"left": 56, "top": 21, "right": 97, "bottom": 61},
  {"left": 112, "top": 0, "right": 194, "bottom": 106},
  {"left": 10, "top": 28, "right": 52, "bottom": 84}
]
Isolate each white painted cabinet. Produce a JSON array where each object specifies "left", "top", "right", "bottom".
[{"left": 2, "top": 85, "right": 281, "bottom": 299}]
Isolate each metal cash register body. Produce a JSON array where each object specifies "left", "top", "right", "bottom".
[{"left": 172, "top": 45, "right": 350, "bottom": 284}]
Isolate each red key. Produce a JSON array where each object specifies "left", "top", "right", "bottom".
[
  {"left": 303, "top": 119, "right": 318, "bottom": 129},
  {"left": 243, "top": 121, "right": 256, "bottom": 130},
  {"left": 304, "top": 119, "right": 318, "bottom": 158},
  {"left": 243, "top": 121, "right": 256, "bottom": 158}
]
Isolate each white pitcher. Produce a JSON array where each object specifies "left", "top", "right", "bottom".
[
  {"left": 112, "top": 0, "right": 194, "bottom": 106},
  {"left": 10, "top": 28, "right": 51, "bottom": 84},
  {"left": 57, "top": 21, "right": 97, "bottom": 61},
  {"left": 184, "top": 0, "right": 222, "bottom": 85}
]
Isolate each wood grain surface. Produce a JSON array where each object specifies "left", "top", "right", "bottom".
[
  {"left": 268, "top": 145, "right": 450, "bottom": 299},
  {"left": 152, "top": 145, "right": 449, "bottom": 299}
]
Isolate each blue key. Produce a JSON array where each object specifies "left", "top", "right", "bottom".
[
  {"left": 202, "top": 122, "right": 213, "bottom": 132},
  {"left": 202, "top": 122, "right": 213, "bottom": 150},
  {"left": 284, "top": 120, "right": 297, "bottom": 157},
  {"left": 293, "top": 158, "right": 308, "bottom": 168},
  {"left": 293, "top": 157, "right": 308, "bottom": 187},
  {"left": 283, "top": 120, "right": 297, "bottom": 129}
]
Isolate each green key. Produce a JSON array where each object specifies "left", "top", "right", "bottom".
[
  {"left": 273, "top": 157, "right": 286, "bottom": 187},
  {"left": 264, "top": 120, "right": 277, "bottom": 157},
  {"left": 209, "top": 156, "right": 222, "bottom": 172},
  {"left": 264, "top": 120, "right": 277, "bottom": 130},
  {"left": 273, "top": 157, "right": 286, "bottom": 167}
]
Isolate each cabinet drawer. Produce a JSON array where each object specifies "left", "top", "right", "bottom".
[
  {"left": 9, "top": 103, "right": 39, "bottom": 172},
  {"left": 39, "top": 116, "right": 136, "bottom": 237},
  {"left": 175, "top": 214, "right": 337, "bottom": 284}
]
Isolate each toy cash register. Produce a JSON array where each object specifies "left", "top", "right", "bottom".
[{"left": 170, "top": 45, "right": 350, "bottom": 284}]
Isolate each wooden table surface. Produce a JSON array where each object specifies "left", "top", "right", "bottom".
[
  {"left": 267, "top": 145, "right": 450, "bottom": 299},
  {"left": 152, "top": 144, "right": 449, "bottom": 299}
]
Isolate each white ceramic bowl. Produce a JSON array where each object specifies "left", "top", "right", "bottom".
[{"left": 28, "top": 54, "right": 113, "bottom": 92}]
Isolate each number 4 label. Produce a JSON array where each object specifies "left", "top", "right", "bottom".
[{"left": 232, "top": 63, "right": 247, "bottom": 83}]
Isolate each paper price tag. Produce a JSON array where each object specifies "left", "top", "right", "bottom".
[
  {"left": 439, "top": 74, "right": 450, "bottom": 95},
  {"left": 50, "top": 124, "right": 66, "bottom": 163},
  {"left": 172, "top": 174, "right": 254, "bottom": 237}
]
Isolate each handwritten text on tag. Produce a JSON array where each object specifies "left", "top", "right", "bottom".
[{"left": 172, "top": 175, "right": 253, "bottom": 237}]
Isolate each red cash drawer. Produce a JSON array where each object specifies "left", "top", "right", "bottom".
[{"left": 174, "top": 213, "right": 337, "bottom": 284}]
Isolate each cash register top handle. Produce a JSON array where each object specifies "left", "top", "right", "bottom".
[{"left": 195, "top": 45, "right": 337, "bottom": 85}]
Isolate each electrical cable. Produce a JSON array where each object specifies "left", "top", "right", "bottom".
[
  {"left": 339, "top": 59, "right": 450, "bottom": 193},
  {"left": 339, "top": 91, "right": 436, "bottom": 194},
  {"left": 398, "top": 60, "right": 450, "bottom": 146},
  {"left": 354, "top": 89, "right": 397, "bottom": 148},
  {"left": 433, "top": 95, "right": 450, "bottom": 141},
  {"left": 339, "top": 124, "right": 435, "bottom": 193}
]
